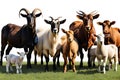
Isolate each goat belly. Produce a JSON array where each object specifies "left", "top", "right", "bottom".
[{"left": 10, "top": 57, "right": 17, "bottom": 64}]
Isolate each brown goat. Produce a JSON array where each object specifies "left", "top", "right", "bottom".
[
  {"left": 69, "top": 10, "right": 99, "bottom": 67},
  {"left": 0, "top": 8, "right": 42, "bottom": 68},
  {"left": 61, "top": 28, "right": 78, "bottom": 73},
  {"left": 97, "top": 20, "right": 120, "bottom": 64}
]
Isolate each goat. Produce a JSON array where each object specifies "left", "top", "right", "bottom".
[
  {"left": 0, "top": 8, "right": 42, "bottom": 68},
  {"left": 69, "top": 10, "right": 99, "bottom": 67},
  {"left": 5, "top": 52, "right": 27, "bottom": 74},
  {"left": 95, "top": 34, "right": 118, "bottom": 74},
  {"left": 34, "top": 16, "right": 66, "bottom": 71},
  {"left": 97, "top": 20, "right": 120, "bottom": 64},
  {"left": 61, "top": 28, "right": 78, "bottom": 73}
]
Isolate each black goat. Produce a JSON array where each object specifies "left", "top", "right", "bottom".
[{"left": 0, "top": 8, "right": 42, "bottom": 68}]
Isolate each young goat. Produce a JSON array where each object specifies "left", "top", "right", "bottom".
[
  {"left": 5, "top": 52, "right": 27, "bottom": 74},
  {"left": 61, "top": 28, "right": 79, "bottom": 73},
  {"left": 95, "top": 34, "right": 118, "bottom": 74}
]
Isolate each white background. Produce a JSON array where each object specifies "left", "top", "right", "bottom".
[{"left": 0, "top": 0, "right": 120, "bottom": 62}]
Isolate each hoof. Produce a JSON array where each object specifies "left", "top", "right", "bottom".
[
  {"left": 27, "top": 65, "right": 32, "bottom": 69},
  {"left": 88, "top": 64, "right": 92, "bottom": 68},
  {"left": 79, "top": 64, "right": 83, "bottom": 68},
  {"left": 57, "top": 62, "right": 60, "bottom": 67},
  {"left": 119, "top": 61, "right": 120, "bottom": 65},
  {"left": 41, "top": 61, "right": 43, "bottom": 65},
  {"left": 63, "top": 70, "right": 66, "bottom": 73},
  {"left": 0, "top": 61, "right": 3, "bottom": 66},
  {"left": 69, "top": 65, "right": 72, "bottom": 69},
  {"left": 73, "top": 69, "right": 76, "bottom": 72},
  {"left": 45, "top": 67, "right": 49, "bottom": 72}
]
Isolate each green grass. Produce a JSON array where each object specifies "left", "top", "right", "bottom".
[{"left": 0, "top": 62, "right": 120, "bottom": 80}]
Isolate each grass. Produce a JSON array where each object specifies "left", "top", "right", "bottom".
[{"left": 0, "top": 62, "right": 120, "bottom": 80}]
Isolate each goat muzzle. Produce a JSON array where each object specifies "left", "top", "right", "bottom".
[{"left": 85, "top": 26, "right": 91, "bottom": 32}]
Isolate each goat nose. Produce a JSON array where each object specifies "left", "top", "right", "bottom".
[
  {"left": 103, "top": 30, "right": 107, "bottom": 33},
  {"left": 86, "top": 27, "right": 90, "bottom": 31},
  {"left": 53, "top": 28, "right": 58, "bottom": 33}
]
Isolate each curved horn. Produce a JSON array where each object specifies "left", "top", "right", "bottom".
[
  {"left": 56, "top": 16, "right": 62, "bottom": 20},
  {"left": 49, "top": 16, "right": 54, "bottom": 21},
  {"left": 32, "top": 8, "right": 42, "bottom": 16},
  {"left": 76, "top": 10, "right": 85, "bottom": 16},
  {"left": 90, "top": 10, "right": 98, "bottom": 16},
  {"left": 19, "top": 8, "right": 30, "bottom": 17}
]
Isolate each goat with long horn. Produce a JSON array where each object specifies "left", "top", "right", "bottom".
[{"left": 0, "top": 8, "right": 42, "bottom": 68}]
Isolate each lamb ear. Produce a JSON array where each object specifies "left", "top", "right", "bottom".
[
  {"left": 93, "top": 34, "right": 98, "bottom": 37},
  {"left": 17, "top": 52, "right": 20, "bottom": 54}
]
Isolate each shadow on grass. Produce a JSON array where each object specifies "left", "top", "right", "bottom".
[
  {"left": 76, "top": 65, "right": 98, "bottom": 75},
  {"left": 0, "top": 62, "right": 64, "bottom": 74},
  {"left": 0, "top": 62, "right": 98, "bottom": 74}
]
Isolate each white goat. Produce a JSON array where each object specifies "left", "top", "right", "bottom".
[
  {"left": 5, "top": 52, "right": 27, "bottom": 74},
  {"left": 34, "top": 16, "right": 66, "bottom": 71},
  {"left": 95, "top": 34, "right": 118, "bottom": 74}
]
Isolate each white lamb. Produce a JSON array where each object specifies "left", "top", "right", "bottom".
[
  {"left": 95, "top": 34, "right": 118, "bottom": 74},
  {"left": 5, "top": 52, "right": 27, "bottom": 74}
]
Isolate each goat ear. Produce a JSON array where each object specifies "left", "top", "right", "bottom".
[
  {"left": 93, "top": 14, "right": 100, "bottom": 19},
  {"left": 110, "top": 21, "right": 115, "bottom": 26},
  {"left": 76, "top": 15, "right": 83, "bottom": 20},
  {"left": 44, "top": 19, "right": 51, "bottom": 24},
  {"left": 93, "top": 34, "right": 97, "bottom": 37},
  {"left": 20, "top": 13, "right": 27, "bottom": 18},
  {"left": 97, "top": 22, "right": 103, "bottom": 25},
  {"left": 17, "top": 52, "right": 20, "bottom": 54},
  {"left": 35, "top": 13, "right": 42, "bottom": 17},
  {"left": 61, "top": 28, "right": 66, "bottom": 33},
  {"left": 60, "top": 19, "right": 66, "bottom": 24}
]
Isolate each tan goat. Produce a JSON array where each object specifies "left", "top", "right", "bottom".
[{"left": 61, "top": 28, "right": 79, "bottom": 73}]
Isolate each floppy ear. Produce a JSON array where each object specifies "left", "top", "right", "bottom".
[
  {"left": 97, "top": 22, "right": 103, "bottom": 25},
  {"left": 44, "top": 19, "right": 51, "bottom": 24},
  {"left": 60, "top": 19, "right": 66, "bottom": 24},
  {"left": 76, "top": 15, "right": 83, "bottom": 20},
  {"left": 20, "top": 13, "right": 27, "bottom": 18},
  {"left": 110, "top": 21, "right": 115, "bottom": 26},
  {"left": 35, "top": 13, "right": 42, "bottom": 17},
  {"left": 61, "top": 28, "right": 67, "bottom": 33},
  {"left": 93, "top": 14, "right": 100, "bottom": 19}
]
